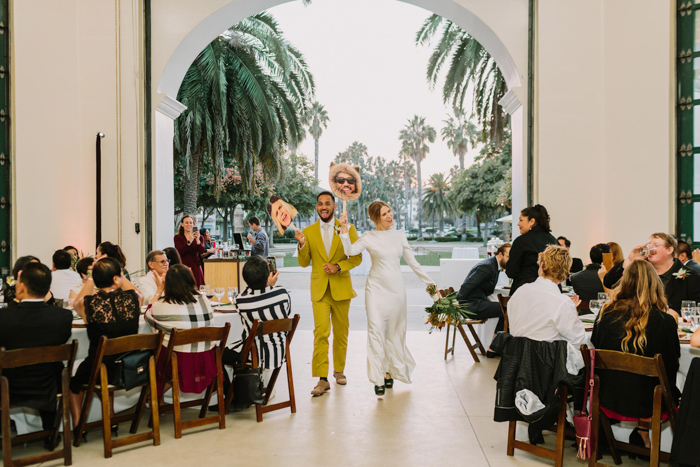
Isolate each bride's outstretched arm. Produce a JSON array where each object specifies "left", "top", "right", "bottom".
[
  {"left": 339, "top": 229, "right": 369, "bottom": 257},
  {"left": 400, "top": 233, "right": 435, "bottom": 285}
]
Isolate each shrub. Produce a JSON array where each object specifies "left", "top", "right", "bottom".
[{"left": 435, "top": 237, "right": 460, "bottom": 242}]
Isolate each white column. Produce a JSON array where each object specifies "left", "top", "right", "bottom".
[
  {"left": 499, "top": 89, "right": 524, "bottom": 240},
  {"left": 154, "top": 95, "right": 187, "bottom": 249}
]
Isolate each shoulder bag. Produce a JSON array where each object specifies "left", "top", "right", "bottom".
[{"left": 573, "top": 348, "right": 595, "bottom": 459}]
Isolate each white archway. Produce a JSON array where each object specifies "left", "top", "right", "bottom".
[{"left": 153, "top": 0, "right": 526, "bottom": 246}]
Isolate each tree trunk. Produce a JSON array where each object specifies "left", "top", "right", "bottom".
[
  {"left": 218, "top": 208, "right": 229, "bottom": 242},
  {"left": 439, "top": 212, "right": 444, "bottom": 234},
  {"left": 415, "top": 155, "right": 423, "bottom": 240},
  {"left": 229, "top": 208, "right": 235, "bottom": 237},
  {"left": 459, "top": 149, "right": 465, "bottom": 171},
  {"left": 183, "top": 151, "right": 203, "bottom": 215},
  {"left": 314, "top": 137, "right": 320, "bottom": 182}
]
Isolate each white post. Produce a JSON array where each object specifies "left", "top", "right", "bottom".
[{"left": 499, "top": 89, "right": 524, "bottom": 241}]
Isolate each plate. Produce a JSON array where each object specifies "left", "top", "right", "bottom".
[
  {"left": 214, "top": 305, "right": 238, "bottom": 313},
  {"left": 72, "top": 318, "right": 86, "bottom": 327}
]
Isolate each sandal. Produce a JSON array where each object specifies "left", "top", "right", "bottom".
[
  {"left": 374, "top": 385, "right": 386, "bottom": 396},
  {"left": 384, "top": 374, "right": 394, "bottom": 389}
]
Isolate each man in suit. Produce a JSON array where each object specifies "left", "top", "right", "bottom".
[
  {"left": 247, "top": 216, "right": 269, "bottom": 258},
  {"left": 571, "top": 243, "right": 610, "bottom": 313},
  {"left": 295, "top": 191, "right": 362, "bottom": 396},
  {"left": 604, "top": 232, "right": 700, "bottom": 315},
  {"left": 456, "top": 243, "right": 511, "bottom": 333},
  {"left": 558, "top": 236, "right": 584, "bottom": 283},
  {"left": 0, "top": 262, "right": 72, "bottom": 446},
  {"left": 676, "top": 240, "right": 700, "bottom": 275}
]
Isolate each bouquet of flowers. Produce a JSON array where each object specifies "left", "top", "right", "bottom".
[{"left": 424, "top": 286, "right": 475, "bottom": 332}]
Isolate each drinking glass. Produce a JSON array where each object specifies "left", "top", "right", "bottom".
[
  {"left": 589, "top": 300, "right": 601, "bottom": 315},
  {"left": 681, "top": 301, "right": 696, "bottom": 323},
  {"left": 227, "top": 287, "right": 237, "bottom": 303},
  {"left": 692, "top": 312, "right": 700, "bottom": 331},
  {"left": 199, "top": 285, "right": 210, "bottom": 298},
  {"left": 598, "top": 292, "right": 609, "bottom": 302},
  {"left": 214, "top": 287, "right": 225, "bottom": 303},
  {"left": 5, "top": 276, "right": 14, "bottom": 287}
]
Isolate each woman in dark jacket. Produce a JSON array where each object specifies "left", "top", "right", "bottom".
[
  {"left": 591, "top": 259, "right": 680, "bottom": 451},
  {"left": 505, "top": 204, "right": 558, "bottom": 294}
]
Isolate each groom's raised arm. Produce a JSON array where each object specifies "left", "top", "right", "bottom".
[{"left": 337, "top": 225, "right": 362, "bottom": 272}]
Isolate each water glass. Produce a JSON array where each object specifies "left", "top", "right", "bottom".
[
  {"left": 227, "top": 287, "right": 238, "bottom": 303},
  {"left": 681, "top": 301, "right": 696, "bottom": 322},
  {"left": 214, "top": 287, "right": 225, "bottom": 303},
  {"left": 692, "top": 313, "right": 700, "bottom": 331},
  {"left": 589, "top": 300, "right": 601, "bottom": 315},
  {"left": 598, "top": 292, "right": 609, "bottom": 302}
]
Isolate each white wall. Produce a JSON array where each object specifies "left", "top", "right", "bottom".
[{"left": 536, "top": 0, "right": 674, "bottom": 261}]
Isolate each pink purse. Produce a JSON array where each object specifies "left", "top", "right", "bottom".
[{"left": 573, "top": 348, "right": 595, "bottom": 459}]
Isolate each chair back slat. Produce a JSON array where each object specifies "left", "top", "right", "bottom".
[
  {"left": 0, "top": 340, "right": 79, "bottom": 369},
  {"left": 593, "top": 348, "right": 658, "bottom": 376},
  {"left": 497, "top": 294, "right": 510, "bottom": 332},
  {"left": 103, "top": 332, "right": 164, "bottom": 356},
  {"left": 169, "top": 324, "right": 230, "bottom": 348},
  {"left": 260, "top": 318, "right": 294, "bottom": 335}
]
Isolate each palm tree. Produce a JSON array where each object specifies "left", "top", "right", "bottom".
[
  {"left": 441, "top": 109, "right": 479, "bottom": 170},
  {"left": 175, "top": 12, "right": 315, "bottom": 215},
  {"left": 416, "top": 14, "right": 508, "bottom": 144},
  {"left": 398, "top": 150, "right": 416, "bottom": 229},
  {"left": 422, "top": 173, "right": 455, "bottom": 235},
  {"left": 399, "top": 116, "right": 436, "bottom": 240},
  {"left": 301, "top": 101, "right": 330, "bottom": 181}
]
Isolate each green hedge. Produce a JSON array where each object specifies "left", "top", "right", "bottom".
[
  {"left": 406, "top": 236, "right": 418, "bottom": 241},
  {"left": 434, "top": 237, "right": 460, "bottom": 242},
  {"left": 274, "top": 238, "right": 298, "bottom": 244}
]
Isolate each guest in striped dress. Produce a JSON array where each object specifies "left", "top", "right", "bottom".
[
  {"left": 223, "top": 256, "right": 291, "bottom": 393},
  {"left": 145, "top": 264, "right": 216, "bottom": 395}
]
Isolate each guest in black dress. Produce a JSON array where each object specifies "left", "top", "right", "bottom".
[
  {"left": 505, "top": 204, "right": 558, "bottom": 295},
  {"left": 69, "top": 257, "right": 143, "bottom": 429},
  {"left": 591, "top": 259, "right": 680, "bottom": 451}
]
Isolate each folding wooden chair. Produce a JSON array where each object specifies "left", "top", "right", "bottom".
[
  {"left": 443, "top": 320, "right": 487, "bottom": 362},
  {"left": 0, "top": 340, "right": 78, "bottom": 467},
  {"left": 497, "top": 293, "right": 510, "bottom": 332},
  {"left": 224, "top": 314, "right": 300, "bottom": 422},
  {"left": 74, "top": 332, "right": 163, "bottom": 458},
  {"left": 580, "top": 345, "right": 677, "bottom": 467},
  {"left": 507, "top": 384, "right": 572, "bottom": 467},
  {"left": 157, "top": 323, "right": 230, "bottom": 438}
]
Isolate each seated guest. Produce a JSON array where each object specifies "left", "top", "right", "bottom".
[
  {"left": 200, "top": 228, "right": 216, "bottom": 265},
  {"left": 144, "top": 264, "right": 216, "bottom": 395},
  {"left": 163, "top": 247, "right": 182, "bottom": 266},
  {"left": 96, "top": 241, "right": 130, "bottom": 280},
  {"left": 63, "top": 245, "right": 79, "bottom": 261},
  {"left": 508, "top": 245, "right": 586, "bottom": 347},
  {"left": 456, "top": 242, "right": 511, "bottom": 333},
  {"left": 607, "top": 242, "right": 624, "bottom": 266},
  {"left": 222, "top": 256, "right": 290, "bottom": 394},
  {"left": 0, "top": 263, "right": 72, "bottom": 448},
  {"left": 50, "top": 249, "right": 82, "bottom": 301},
  {"left": 70, "top": 258, "right": 142, "bottom": 429},
  {"left": 571, "top": 243, "right": 610, "bottom": 312},
  {"left": 557, "top": 236, "right": 584, "bottom": 276},
  {"left": 676, "top": 240, "right": 700, "bottom": 275},
  {"left": 138, "top": 250, "right": 169, "bottom": 304},
  {"left": 68, "top": 257, "right": 95, "bottom": 301},
  {"left": 4, "top": 255, "right": 39, "bottom": 305},
  {"left": 604, "top": 233, "right": 700, "bottom": 316},
  {"left": 592, "top": 259, "right": 680, "bottom": 451}
]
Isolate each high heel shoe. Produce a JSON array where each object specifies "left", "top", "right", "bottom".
[
  {"left": 384, "top": 376, "right": 394, "bottom": 389},
  {"left": 374, "top": 385, "right": 385, "bottom": 396},
  {"left": 628, "top": 427, "right": 650, "bottom": 460},
  {"left": 111, "top": 424, "right": 119, "bottom": 438}
]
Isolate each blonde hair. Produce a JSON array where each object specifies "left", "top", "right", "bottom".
[
  {"left": 607, "top": 242, "right": 624, "bottom": 265},
  {"left": 537, "top": 245, "right": 571, "bottom": 284},
  {"left": 650, "top": 232, "right": 677, "bottom": 255},
  {"left": 368, "top": 201, "right": 390, "bottom": 225},
  {"left": 598, "top": 260, "right": 668, "bottom": 353}
]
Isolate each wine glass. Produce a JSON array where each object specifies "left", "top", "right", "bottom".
[
  {"left": 597, "top": 292, "right": 609, "bottom": 303},
  {"left": 199, "top": 285, "right": 210, "bottom": 298},
  {"left": 589, "top": 300, "right": 601, "bottom": 315},
  {"left": 227, "top": 287, "right": 238, "bottom": 303},
  {"left": 5, "top": 276, "right": 14, "bottom": 287},
  {"left": 681, "top": 301, "right": 696, "bottom": 323},
  {"left": 214, "top": 287, "right": 225, "bottom": 303}
]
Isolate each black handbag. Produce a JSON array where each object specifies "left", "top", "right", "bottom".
[
  {"left": 112, "top": 350, "right": 152, "bottom": 391},
  {"left": 232, "top": 325, "right": 265, "bottom": 406}
]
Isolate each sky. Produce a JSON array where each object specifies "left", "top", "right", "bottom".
[{"left": 267, "top": 0, "right": 481, "bottom": 191}]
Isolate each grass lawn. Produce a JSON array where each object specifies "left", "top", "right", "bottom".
[{"left": 283, "top": 252, "right": 452, "bottom": 268}]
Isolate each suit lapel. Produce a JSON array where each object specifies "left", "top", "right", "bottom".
[
  {"left": 328, "top": 219, "right": 341, "bottom": 259},
  {"left": 665, "top": 260, "right": 683, "bottom": 304},
  {"left": 313, "top": 221, "right": 329, "bottom": 262}
]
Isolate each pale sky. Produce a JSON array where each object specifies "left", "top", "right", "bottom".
[{"left": 268, "top": 0, "right": 481, "bottom": 190}]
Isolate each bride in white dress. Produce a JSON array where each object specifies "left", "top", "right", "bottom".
[{"left": 339, "top": 201, "right": 436, "bottom": 395}]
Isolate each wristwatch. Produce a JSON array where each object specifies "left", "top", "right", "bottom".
[{"left": 336, "top": 264, "right": 341, "bottom": 273}]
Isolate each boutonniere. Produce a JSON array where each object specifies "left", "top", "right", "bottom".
[
  {"left": 334, "top": 224, "right": 342, "bottom": 236},
  {"left": 674, "top": 268, "right": 691, "bottom": 280}
]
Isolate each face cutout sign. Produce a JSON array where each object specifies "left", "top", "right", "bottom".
[
  {"left": 329, "top": 162, "right": 362, "bottom": 202},
  {"left": 267, "top": 195, "right": 298, "bottom": 236}
]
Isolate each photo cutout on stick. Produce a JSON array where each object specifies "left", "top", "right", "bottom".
[
  {"left": 267, "top": 195, "right": 298, "bottom": 236},
  {"left": 329, "top": 162, "right": 362, "bottom": 202}
]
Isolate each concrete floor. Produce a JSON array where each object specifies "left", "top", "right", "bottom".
[{"left": 12, "top": 271, "right": 655, "bottom": 467}]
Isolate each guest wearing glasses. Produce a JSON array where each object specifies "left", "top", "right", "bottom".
[
  {"left": 604, "top": 233, "right": 700, "bottom": 316},
  {"left": 50, "top": 249, "right": 82, "bottom": 301},
  {"left": 68, "top": 257, "right": 95, "bottom": 301},
  {"left": 70, "top": 258, "right": 143, "bottom": 433},
  {"left": 508, "top": 245, "right": 586, "bottom": 347},
  {"left": 174, "top": 214, "right": 206, "bottom": 287},
  {"left": 138, "top": 250, "right": 169, "bottom": 304},
  {"left": 592, "top": 259, "right": 680, "bottom": 451},
  {"left": 96, "top": 241, "right": 130, "bottom": 280},
  {"left": 505, "top": 204, "right": 558, "bottom": 295}
]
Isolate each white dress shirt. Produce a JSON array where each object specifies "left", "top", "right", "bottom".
[
  {"left": 51, "top": 269, "right": 83, "bottom": 301},
  {"left": 508, "top": 276, "right": 587, "bottom": 347},
  {"left": 320, "top": 218, "right": 334, "bottom": 258},
  {"left": 138, "top": 270, "right": 158, "bottom": 304}
]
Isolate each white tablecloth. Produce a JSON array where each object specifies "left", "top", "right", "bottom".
[
  {"left": 11, "top": 313, "right": 243, "bottom": 435},
  {"left": 451, "top": 247, "right": 480, "bottom": 259}
]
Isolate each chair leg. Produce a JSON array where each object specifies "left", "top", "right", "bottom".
[
  {"left": 148, "top": 357, "right": 160, "bottom": 446},
  {"left": 130, "top": 386, "right": 148, "bottom": 434},
  {"left": 287, "top": 354, "right": 296, "bottom": 414},
  {"left": 457, "top": 324, "right": 480, "bottom": 363},
  {"left": 263, "top": 368, "right": 282, "bottom": 406},
  {"left": 650, "top": 388, "right": 662, "bottom": 467},
  {"left": 99, "top": 366, "right": 112, "bottom": 459},
  {"left": 74, "top": 379, "right": 96, "bottom": 448},
  {"left": 554, "top": 387, "right": 567, "bottom": 467},
  {"left": 444, "top": 323, "right": 451, "bottom": 360},
  {"left": 171, "top": 354, "right": 182, "bottom": 439},
  {"left": 599, "top": 412, "right": 621, "bottom": 465},
  {"left": 224, "top": 370, "right": 235, "bottom": 414},
  {"left": 466, "top": 323, "right": 487, "bottom": 355},
  {"left": 215, "top": 349, "right": 226, "bottom": 430},
  {"left": 451, "top": 326, "right": 457, "bottom": 356},
  {"left": 199, "top": 382, "right": 214, "bottom": 419},
  {"left": 507, "top": 420, "right": 516, "bottom": 456},
  {"left": 2, "top": 378, "right": 13, "bottom": 467},
  {"left": 61, "top": 369, "right": 72, "bottom": 466}
]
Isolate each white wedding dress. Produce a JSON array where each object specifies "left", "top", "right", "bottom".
[{"left": 340, "top": 229, "right": 434, "bottom": 386}]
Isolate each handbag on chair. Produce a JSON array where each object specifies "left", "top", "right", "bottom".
[
  {"left": 232, "top": 324, "right": 265, "bottom": 406},
  {"left": 573, "top": 348, "right": 595, "bottom": 459},
  {"left": 112, "top": 350, "right": 152, "bottom": 391}
]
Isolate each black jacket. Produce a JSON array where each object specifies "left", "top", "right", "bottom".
[
  {"left": 456, "top": 256, "right": 500, "bottom": 312},
  {"left": 684, "top": 259, "right": 700, "bottom": 275},
  {"left": 492, "top": 332, "right": 584, "bottom": 444},
  {"left": 571, "top": 264, "right": 605, "bottom": 301},
  {"left": 505, "top": 225, "right": 558, "bottom": 295},
  {"left": 0, "top": 301, "right": 73, "bottom": 409},
  {"left": 671, "top": 357, "right": 700, "bottom": 465},
  {"left": 604, "top": 259, "right": 700, "bottom": 312},
  {"left": 570, "top": 257, "right": 584, "bottom": 274}
]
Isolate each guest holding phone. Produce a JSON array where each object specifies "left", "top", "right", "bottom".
[{"left": 174, "top": 215, "right": 205, "bottom": 287}]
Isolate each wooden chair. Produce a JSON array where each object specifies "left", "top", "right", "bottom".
[
  {"left": 580, "top": 345, "right": 677, "bottom": 467},
  {"left": 74, "top": 332, "right": 163, "bottom": 458},
  {"left": 157, "top": 323, "right": 230, "bottom": 438},
  {"left": 577, "top": 299, "right": 591, "bottom": 313},
  {"left": 443, "top": 320, "right": 487, "bottom": 362},
  {"left": 224, "top": 314, "right": 300, "bottom": 422},
  {"left": 507, "top": 384, "right": 572, "bottom": 467},
  {"left": 497, "top": 293, "right": 510, "bottom": 332},
  {"left": 0, "top": 340, "right": 78, "bottom": 467}
]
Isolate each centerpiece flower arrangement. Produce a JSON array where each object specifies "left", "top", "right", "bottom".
[{"left": 424, "top": 285, "right": 475, "bottom": 332}]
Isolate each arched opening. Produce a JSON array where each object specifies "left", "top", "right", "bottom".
[{"left": 152, "top": 0, "right": 526, "bottom": 247}]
